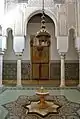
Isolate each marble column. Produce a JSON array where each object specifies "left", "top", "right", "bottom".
[
  {"left": 60, "top": 53, "right": 65, "bottom": 87},
  {"left": 78, "top": 52, "right": 80, "bottom": 87},
  {"left": 17, "top": 57, "right": 22, "bottom": 86},
  {"left": 0, "top": 51, "right": 3, "bottom": 87}
]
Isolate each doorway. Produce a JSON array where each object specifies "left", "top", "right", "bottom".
[{"left": 30, "top": 35, "right": 50, "bottom": 80}]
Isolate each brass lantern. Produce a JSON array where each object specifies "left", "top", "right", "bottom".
[
  {"left": 36, "top": 14, "right": 51, "bottom": 57},
  {"left": 36, "top": 14, "right": 51, "bottom": 46}
]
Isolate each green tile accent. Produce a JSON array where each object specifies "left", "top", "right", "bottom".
[
  {"left": 2, "top": 60, "right": 17, "bottom": 80},
  {"left": 21, "top": 60, "right": 30, "bottom": 80}
]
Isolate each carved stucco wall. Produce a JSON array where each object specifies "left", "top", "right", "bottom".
[
  {"left": 3, "top": 0, "right": 59, "bottom": 36},
  {"left": 2, "top": 0, "right": 79, "bottom": 60},
  {"left": 66, "top": 29, "right": 78, "bottom": 60},
  {"left": 57, "top": 0, "right": 78, "bottom": 36},
  {"left": 58, "top": 4, "right": 67, "bottom": 36},
  {"left": 3, "top": 0, "right": 79, "bottom": 37},
  {"left": 23, "top": 13, "right": 60, "bottom": 60},
  {"left": 67, "top": 1, "right": 77, "bottom": 31},
  {"left": 2, "top": 0, "right": 79, "bottom": 81}
]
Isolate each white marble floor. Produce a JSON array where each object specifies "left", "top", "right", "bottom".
[{"left": 0, "top": 86, "right": 80, "bottom": 119}]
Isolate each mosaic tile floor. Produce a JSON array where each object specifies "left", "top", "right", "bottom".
[{"left": 0, "top": 86, "right": 80, "bottom": 119}]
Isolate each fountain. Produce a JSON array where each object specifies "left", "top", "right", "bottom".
[
  {"left": 36, "top": 86, "right": 49, "bottom": 109},
  {"left": 25, "top": 86, "right": 60, "bottom": 117}
]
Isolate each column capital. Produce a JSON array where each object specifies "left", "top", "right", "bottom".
[
  {"left": 16, "top": 52, "right": 23, "bottom": 60},
  {"left": 59, "top": 52, "right": 65, "bottom": 59},
  {"left": 0, "top": 49, "right": 4, "bottom": 55},
  {"left": 0, "top": 52, "right": 4, "bottom": 55},
  {"left": 59, "top": 52, "right": 65, "bottom": 56}
]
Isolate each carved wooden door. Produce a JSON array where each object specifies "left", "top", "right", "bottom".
[{"left": 30, "top": 35, "right": 50, "bottom": 80}]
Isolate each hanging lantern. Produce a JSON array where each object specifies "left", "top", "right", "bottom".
[
  {"left": 36, "top": 13, "right": 51, "bottom": 56},
  {"left": 36, "top": 14, "right": 51, "bottom": 46}
]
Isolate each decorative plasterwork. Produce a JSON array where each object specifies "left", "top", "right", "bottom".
[
  {"left": 4, "top": 0, "right": 17, "bottom": 12},
  {"left": 4, "top": 0, "right": 65, "bottom": 12},
  {"left": 4, "top": 0, "right": 79, "bottom": 37}
]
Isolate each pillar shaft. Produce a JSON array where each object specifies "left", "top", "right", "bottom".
[
  {"left": 60, "top": 54, "right": 65, "bottom": 87},
  {"left": 17, "top": 59, "right": 21, "bottom": 86},
  {"left": 0, "top": 53, "right": 3, "bottom": 86},
  {"left": 78, "top": 52, "right": 80, "bottom": 86}
]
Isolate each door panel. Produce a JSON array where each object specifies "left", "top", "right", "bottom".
[
  {"left": 32, "top": 63, "right": 49, "bottom": 80},
  {"left": 41, "top": 64, "right": 49, "bottom": 79},
  {"left": 32, "top": 64, "right": 39, "bottom": 79},
  {"left": 30, "top": 35, "right": 50, "bottom": 80}
]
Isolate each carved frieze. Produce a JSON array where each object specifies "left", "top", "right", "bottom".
[
  {"left": 4, "top": 0, "right": 78, "bottom": 37},
  {"left": 4, "top": 0, "right": 65, "bottom": 12}
]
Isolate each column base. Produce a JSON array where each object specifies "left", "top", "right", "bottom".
[
  {"left": 60, "top": 84, "right": 66, "bottom": 88},
  {"left": 77, "top": 84, "right": 80, "bottom": 87},
  {"left": 16, "top": 84, "right": 22, "bottom": 87}
]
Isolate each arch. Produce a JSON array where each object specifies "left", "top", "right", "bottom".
[
  {"left": 6, "top": 28, "right": 13, "bottom": 37},
  {"left": 24, "top": 9, "right": 58, "bottom": 37},
  {"left": 68, "top": 26, "right": 76, "bottom": 38},
  {"left": 7, "top": 28, "right": 13, "bottom": 32},
  {"left": 2, "top": 27, "right": 14, "bottom": 37},
  {"left": 68, "top": 28, "right": 77, "bottom": 45},
  {"left": 66, "top": 27, "right": 78, "bottom": 60}
]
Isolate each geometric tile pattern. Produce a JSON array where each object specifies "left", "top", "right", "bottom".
[
  {"left": 2, "top": 60, "right": 79, "bottom": 81},
  {"left": 3, "top": 95, "right": 80, "bottom": 119},
  {"left": 2, "top": 60, "right": 17, "bottom": 80},
  {"left": 21, "top": 61, "right": 31, "bottom": 80},
  {"left": 50, "top": 61, "right": 60, "bottom": 80},
  {"left": 65, "top": 61, "right": 79, "bottom": 80},
  {"left": 50, "top": 60, "right": 79, "bottom": 80}
]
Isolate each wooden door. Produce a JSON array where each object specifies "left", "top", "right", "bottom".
[{"left": 30, "top": 35, "right": 50, "bottom": 80}]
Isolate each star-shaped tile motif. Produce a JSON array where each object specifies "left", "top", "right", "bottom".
[
  {"left": 24, "top": 100, "right": 60, "bottom": 117},
  {"left": 2, "top": 95, "right": 80, "bottom": 119}
]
